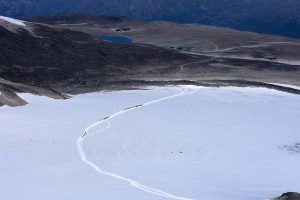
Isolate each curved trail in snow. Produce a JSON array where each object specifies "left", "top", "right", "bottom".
[
  {"left": 177, "top": 58, "right": 216, "bottom": 78},
  {"left": 77, "top": 86, "right": 201, "bottom": 200}
]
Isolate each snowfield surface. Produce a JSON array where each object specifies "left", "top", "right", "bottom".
[
  {"left": 0, "top": 86, "right": 299, "bottom": 200},
  {"left": 0, "top": 15, "right": 26, "bottom": 26}
]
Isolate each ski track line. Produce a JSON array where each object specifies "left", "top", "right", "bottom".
[{"left": 77, "top": 86, "right": 200, "bottom": 200}]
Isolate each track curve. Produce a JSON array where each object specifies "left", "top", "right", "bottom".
[{"left": 77, "top": 86, "right": 201, "bottom": 200}]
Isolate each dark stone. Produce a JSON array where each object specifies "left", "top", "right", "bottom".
[{"left": 273, "top": 192, "right": 300, "bottom": 200}]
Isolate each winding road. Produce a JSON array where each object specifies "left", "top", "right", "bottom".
[
  {"left": 77, "top": 86, "right": 201, "bottom": 200},
  {"left": 182, "top": 41, "right": 300, "bottom": 66}
]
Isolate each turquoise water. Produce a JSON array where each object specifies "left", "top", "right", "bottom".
[{"left": 98, "top": 36, "right": 133, "bottom": 43}]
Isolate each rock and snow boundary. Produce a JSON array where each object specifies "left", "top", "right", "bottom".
[{"left": 0, "top": 15, "right": 26, "bottom": 26}]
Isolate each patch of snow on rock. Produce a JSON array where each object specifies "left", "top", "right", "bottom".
[{"left": 0, "top": 15, "right": 26, "bottom": 26}]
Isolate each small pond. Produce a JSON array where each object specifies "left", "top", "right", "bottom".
[{"left": 97, "top": 36, "right": 133, "bottom": 44}]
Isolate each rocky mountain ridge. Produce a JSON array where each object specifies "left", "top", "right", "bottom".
[{"left": 1, "top": 0, "right": 300, "bottom": 38}]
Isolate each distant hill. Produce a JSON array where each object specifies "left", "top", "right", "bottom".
[
  {"left": 0, "top": 16, "right": 197, "bottom": 93},
  {"left": 0, "top": 0, "right": 300, "bottom": 38},
  {"left": 1, "top": 15, "right": 300, "bottom": 93}
]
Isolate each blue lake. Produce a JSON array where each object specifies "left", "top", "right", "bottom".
[{"left": 97, "top": 36, "right": 133, "bottom": 44}]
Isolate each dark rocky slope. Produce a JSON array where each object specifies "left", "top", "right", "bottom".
[
  {"left": 273, "top": 192, "right": 300, "bottom": 200},
  {"left": 30, "top": 14, "right": 300, "bottom": 66},
  {"left": 0, "top": 19, "right": 196, "bottom": 93},
  {"left": 0, "top": 78, "right": 67, "bottom": 107}
]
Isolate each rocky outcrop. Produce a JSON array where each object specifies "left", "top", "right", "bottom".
[
  {"left": 0, "top": 78, "right": 68, "bottom": 107},
  {"left": 272, "top": 192, "right": 300, "bottom": 200}
]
